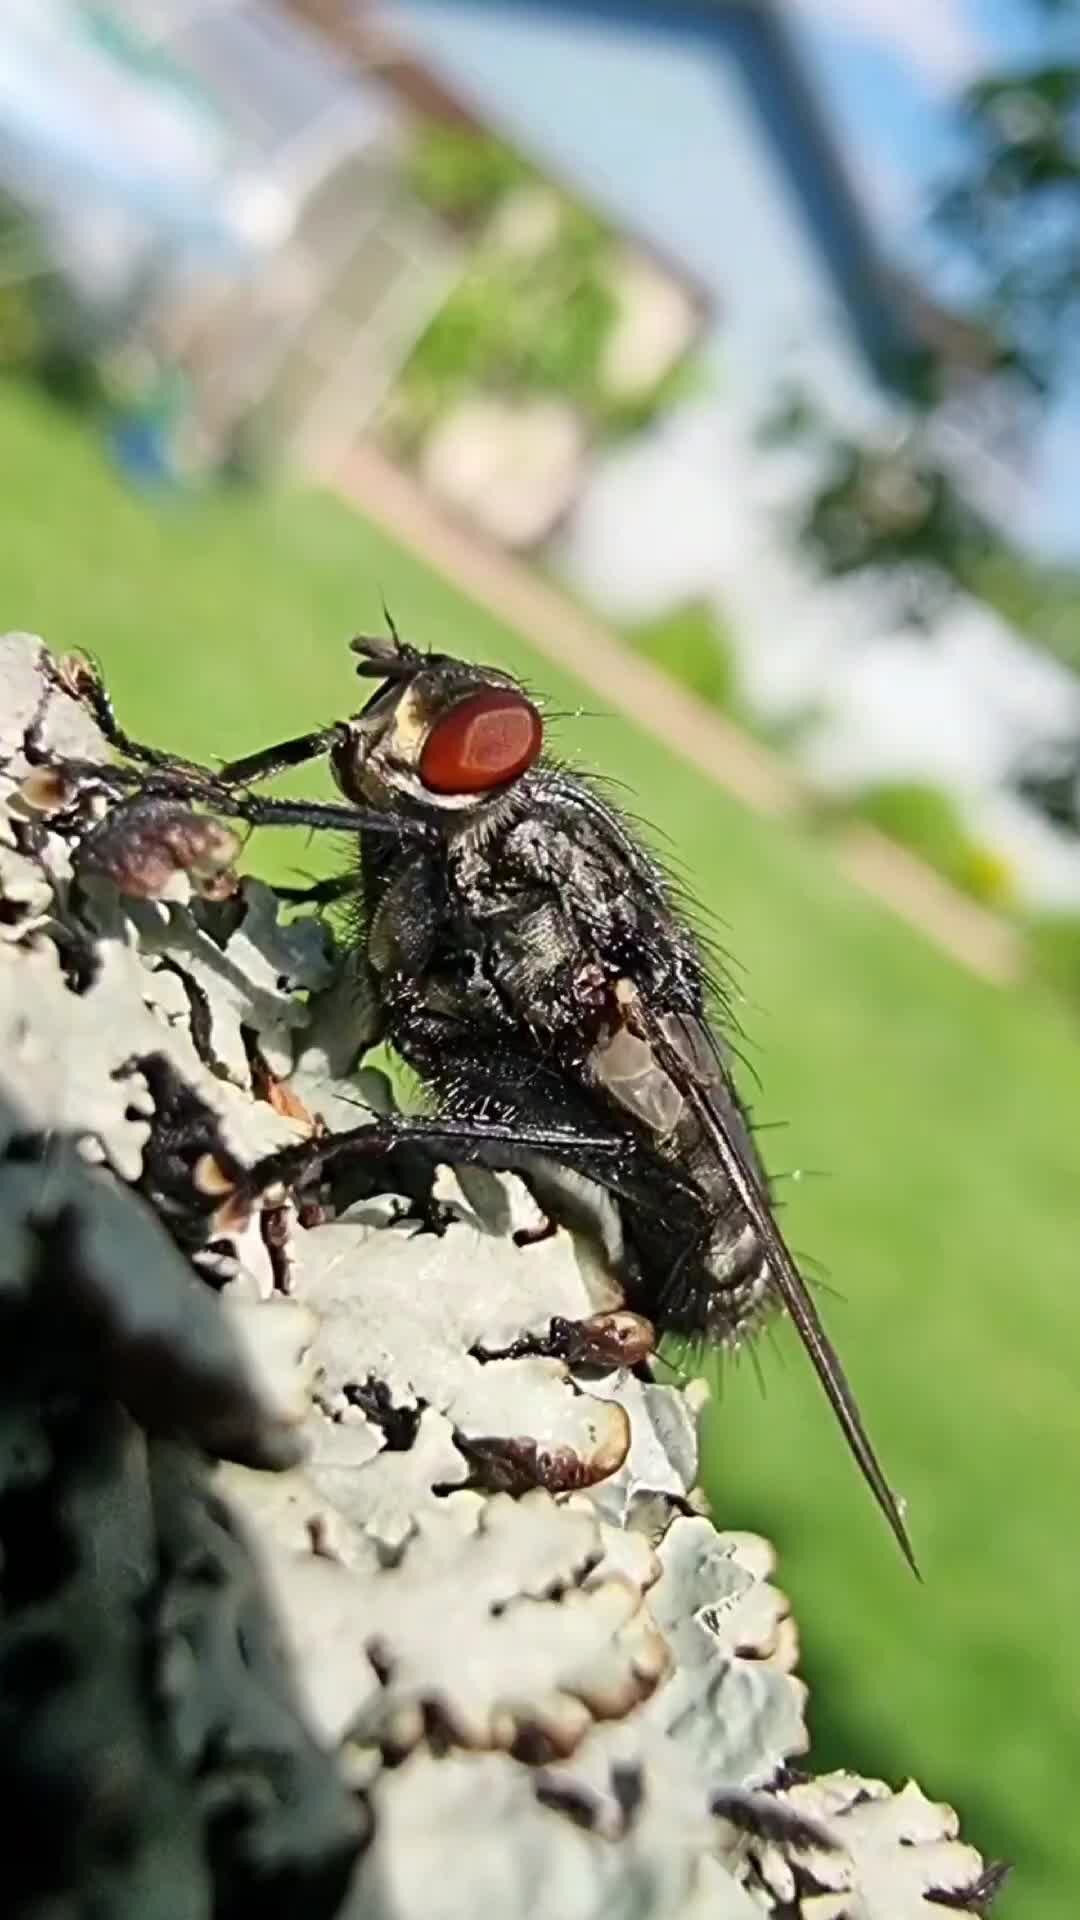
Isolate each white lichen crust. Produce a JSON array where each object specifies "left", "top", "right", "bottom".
[{"left": 0, "top": 633, "right": 1005, "bottom": 1919}]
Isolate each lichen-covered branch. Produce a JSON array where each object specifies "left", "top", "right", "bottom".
[{"left": 0, "top": 632, "right": 1007, "bottom": 1919}]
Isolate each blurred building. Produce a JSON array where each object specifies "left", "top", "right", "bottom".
[
  {"left": 0, "top": 0, "right": 458, "bottom": 471},
  {"left": 377, "top": 3, "right": 997, "bottom": 415},
  {"left": 289, "top": 0, "right": 715, "bottom": 546}
]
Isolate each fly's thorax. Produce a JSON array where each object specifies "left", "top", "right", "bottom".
[{"left": 364, "top": 845, "right": 443, "bottom": 982}]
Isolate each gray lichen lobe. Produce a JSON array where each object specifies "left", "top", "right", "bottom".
[{"left": 0, "top": 633, "right": 1005, "bottom": 1920}]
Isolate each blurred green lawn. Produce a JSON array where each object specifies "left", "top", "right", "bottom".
[{"left": 2, "top": 379, "right": 1076, "bottom": 1918}]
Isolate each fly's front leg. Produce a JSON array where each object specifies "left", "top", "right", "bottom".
[
  {"left": 21, "top": 653, "right": 431, "bottom": 885},
  {"left": 22, "top": 655, "right": 236, "bottom": 849},
  {"left": 214, "top": 726, "right": 346, "bottom": 790},
  {"left": 38, "top": 650, "right": 349, "bottom": 797},
  {"left": 37, "top": 651, "right": 214, "bottom": 781}
]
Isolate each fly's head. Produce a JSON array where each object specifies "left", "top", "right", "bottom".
[{"left": 331, "top": 632, "right": 544, "bottom": 827}]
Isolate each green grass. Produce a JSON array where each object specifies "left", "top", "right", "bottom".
[
  {"left": 2, "top": 379, "right": 1076, "bottom": 1917},
  {"left": 1029, "top": 911, "right": 1080, "bottom": 1015},
  {"left": 830, "top": 779, "right": 1016, "bottom": 907},
  {"left": 623, "top": 598, "right": 736, "bottom": 712}
]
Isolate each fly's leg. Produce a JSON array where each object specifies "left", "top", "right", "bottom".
[
  {"left": 30, "top": 652, "right": 215, "bottom": 788},
  {"left": 38, "top": 650, "right": 346, "bottom": 791},
  {"left": 244, "top": 1114, "right": 628, "bottom": 1204},
  {"left": 28, "top": 653, "right": 412, "bottom": 837},
  {"left": 656, "top": 1212, "right": 722, "bottom": 1323},
  {"left": 262, "top": 1114, "right": 628, "bottom": 1258},
  {"left": 513, "top": 1215, "right": 559, "bottom": 1249},
  {"left": 198, "top": 792, "right": 428, "bottom": 839},
  {"left": 473, "top": 1312, "right": 656, "bottom": 1370},
  {"left": 130, "top": 1051, "right": 627, "bottom": 1257},
  {"left": 22, "top": 665, "right": 427, "bottom": 858},
  {"left": 272, "top": 874, "right": 356, "bottom": 908},
  {"left": 214, "top": 730, "right": 345, "bottom": 789},
  {"left": 40, "top": 651, "right": 208, "bottom": 775},
  {"left": 61, "top": 792, "right": 392, "bottom": 908}
]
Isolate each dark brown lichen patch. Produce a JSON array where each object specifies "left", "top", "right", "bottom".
[
  {"left": 927, "top": 1862, "right": 1013, "bottom": 1913},
  {"left": 343, "top": 1379, "right": 426, "bottom": 1454}
]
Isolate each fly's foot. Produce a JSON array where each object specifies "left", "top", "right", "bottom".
[
  {"left": 406, "top": 1191, "right": 458, "bottom": 1239},
  {"left": 553, "top": 1311, "right": 656, "bottom": 1371},
  {"left": 513, "top": 1213, "right": 558, "bottom": 1249},
  {"left": 472, "top": 1311, "right": 655, "bottom": 1372}
]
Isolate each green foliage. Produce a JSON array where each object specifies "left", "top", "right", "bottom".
[
  {"left": 938, "top": 59, "right": 1080, "bottom": 391},
  {"left": 0, "top": 195, "right": 50, "bottom": 373},
  {"left": 841, "top": 780, "right": 1014, "bottom": 905},
  {"left": 0, "top": 281, "right": 38, "bottom": 370},
  {"left": 802, "top": 444, "right": 976, "bottom": 580},
  {"left": 0, "top": 194, "right": 117, "bottom": 413},
  {"left": 963, "top": 546, "right": 1080, "bottom": 674},
  {"left": 623, "top": 599, "right": 736, "bottom": 712},
  {"left": 390, "top": 235, "right": 616, "bottom": 446},
  {"left": 597, "top": 351, "right": 708, "bottom": 439},
  {"left": 768, "top": 401, "right": 995, "bottom": 627},
  {"left": 2, "top": 378, "right": 1078, "bottom": 1918},
  {"left": 405, "top": 123, "right": 534, "bottom": 223},
  {"left": 388, "top": 125, "right": 701, "bottom": 455}
]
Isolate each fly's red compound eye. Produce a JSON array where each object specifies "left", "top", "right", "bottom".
[{"left": 419, "top": 688, "right": 543, "bottom": 794}]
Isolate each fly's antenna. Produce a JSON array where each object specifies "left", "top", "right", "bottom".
[
  {"left": 350, "top": 631, "right": 424, "bottom": 681},
  {"left": 380, "top": 597, "right": 406, "bottom": 652}
]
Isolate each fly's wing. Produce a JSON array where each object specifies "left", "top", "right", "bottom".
[{"left": 634, "top": 997, "right": 918, "bottom": 1575}]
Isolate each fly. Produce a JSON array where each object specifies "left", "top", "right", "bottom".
[{"left": 24, "top": 633, "right": 916, "bottom": 1570}]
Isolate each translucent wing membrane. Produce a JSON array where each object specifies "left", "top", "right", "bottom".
[{"left": 639, "top": 1003, "right": 919, "bottom": 1575}]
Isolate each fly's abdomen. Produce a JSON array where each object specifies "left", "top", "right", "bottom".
[{"left": 701, "top": 1213, "right": 774, "bottom": 1345}]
